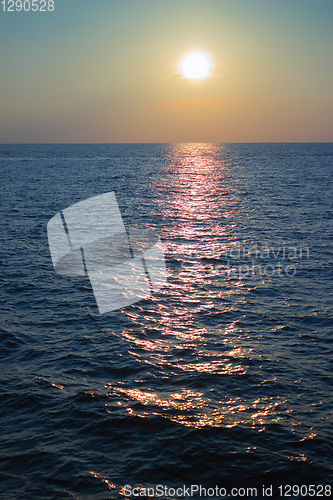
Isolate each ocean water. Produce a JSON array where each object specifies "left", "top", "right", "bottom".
[{"left": 0, "top": 143, "right": 332, "bottom": 500}]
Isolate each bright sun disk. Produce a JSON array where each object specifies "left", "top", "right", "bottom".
[{"left": 180, "top": 51, "right": 211, "bottom": 80}]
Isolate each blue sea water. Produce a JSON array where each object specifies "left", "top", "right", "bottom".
[{"left": 0, "top": 143, "right": 332, "bottom": 500}]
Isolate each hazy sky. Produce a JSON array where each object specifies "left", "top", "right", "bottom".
[{"left": 1, "top": 0, "right": 332, "bottom": 143}]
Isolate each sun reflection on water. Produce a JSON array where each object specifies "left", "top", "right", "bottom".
[
  {"left": 107, "top": 144, "right": 290, "bottom": 431},
  {"left": 105, "top": 383, "right": 287, "bottom": 429}
]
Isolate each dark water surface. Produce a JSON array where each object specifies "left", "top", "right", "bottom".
[{"left": 0, "top": 144, "right": 332, "bottom": 499}]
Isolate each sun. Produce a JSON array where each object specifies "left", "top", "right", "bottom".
[{"left": 180, "top": 51, "right": 211, "bottom": 80}]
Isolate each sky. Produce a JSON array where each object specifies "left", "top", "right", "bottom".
[{"left": 0, "top": 0, "right": 332, "bottom": 143}]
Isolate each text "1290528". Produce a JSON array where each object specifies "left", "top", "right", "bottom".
[{"left": 1, "top": 0, "right": 54, "bottom": 11}]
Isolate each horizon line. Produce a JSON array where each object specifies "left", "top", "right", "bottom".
[{"left": 1, "top": 141, "right": 332, "bottom": 146}]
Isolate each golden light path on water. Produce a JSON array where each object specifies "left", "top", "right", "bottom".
[
  {"left": 99, "top": 144, "right": 318, "bottom": 460},
  {"left": 99, "top": 144, "right": 297, "bottom": 432}
]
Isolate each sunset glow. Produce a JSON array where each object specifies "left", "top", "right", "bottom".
[{"left": 0, "top": 0, "right": 332, "bottom": 143}]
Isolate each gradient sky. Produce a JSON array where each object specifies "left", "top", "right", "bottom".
[{"left": 0, "top": 0, "right": 332, "bottom": 143}]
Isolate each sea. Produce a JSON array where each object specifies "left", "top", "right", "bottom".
[{"left": 0, "top": 143, "right": 332, "bottom": 500}]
